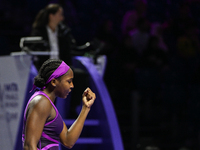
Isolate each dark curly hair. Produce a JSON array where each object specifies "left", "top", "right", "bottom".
[{"left": 33, "top": 59, "right": 62, "bottom": 88}]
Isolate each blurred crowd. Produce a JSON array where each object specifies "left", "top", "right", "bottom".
[{"left": 1, "top": 0, "right": 200, "bottom": 149}]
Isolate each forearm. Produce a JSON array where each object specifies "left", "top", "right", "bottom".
[
  {"left": 61, "top": 87, "right": 95, "bottom": 148},
  {"left": 66, "top": 105, "right": 90, "bottom": 144}
]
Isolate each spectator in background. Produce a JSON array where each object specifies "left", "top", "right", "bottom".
[
  {"left": 29, "top": 3, "right": 77, "bottom": 70},
  {"left": 150, "top": 22, "right": 168, "bottom": 53},
  {"left": 118, "top": 17, "right": 150, "bottom": 96},
  {"left": 130, "top": 17, "right": 151, "bottom": 57},
  {"left": 139, "top": 22, "right": 169, "bottom": 71},
  {"left": 120, "top": 0, "right": 148, "bottom": 63},
  {"left": 140, "top": 36, "right": 168, "bottom": 71},
  {"left": 119, "top": 16, "right": 150, "bottom": 93},
  {"left": 121, "top": 0, "right": 147, "bottom": 37}
]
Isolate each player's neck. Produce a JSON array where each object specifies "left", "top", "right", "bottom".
[{"left": 43, "top": 88, "right": 56, "bottom": 103}]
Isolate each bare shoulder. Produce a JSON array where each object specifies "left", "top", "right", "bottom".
[{"left": 27, "top": 95, "right": 52, "bottom": 117}]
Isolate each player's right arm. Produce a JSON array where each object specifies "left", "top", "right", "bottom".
[{"left": 23, "top": 96, "right": 51, "bottom": 150}]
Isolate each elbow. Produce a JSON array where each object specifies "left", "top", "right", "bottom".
[
  {"left": 63, "top": 143, "right": 74, "bottom": 149},
  {"left": 23, "top": 142, "right": 33, "bottom": 150},
  {"left": 67, "top": 145, "right": 74, "bottom": 149},
  {"left": 23, "top": 139, "right": 38, "bottom": 150},
  {"left": 62, "top": 140, "right": 75, "bottom": 149}
]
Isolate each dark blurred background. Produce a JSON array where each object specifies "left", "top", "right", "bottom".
[{"left": 1, "top": 0, "right": 200, "bottom": 150}]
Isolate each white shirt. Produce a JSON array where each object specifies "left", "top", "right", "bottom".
[{"left": 46, "top": 26, "right": 59, "bottom": 59}]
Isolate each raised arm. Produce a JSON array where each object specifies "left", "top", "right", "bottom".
[
  {"left": 59, "top": 87, "right": 96, "bottom": 149},
  {"left": 23, "top": 96, "right": 52, "bottom": 150}
]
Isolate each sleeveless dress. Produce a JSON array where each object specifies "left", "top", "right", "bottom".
[{"left": 22, "top": 91, "right": 64, "bottom": 150}]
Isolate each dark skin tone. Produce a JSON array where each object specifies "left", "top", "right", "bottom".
[{"left": 24, "top": 68, "right": 96, "bottom": 150}]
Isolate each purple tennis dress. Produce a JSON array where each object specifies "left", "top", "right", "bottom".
[{"left": 22, "top": 91, "right": 64, "bottom": 150}]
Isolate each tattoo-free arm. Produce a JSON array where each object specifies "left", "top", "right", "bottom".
[
  {"left": 23, "top": 96, "right": 52, "bottom": 150},
  {"left": 59, "top": 88, "right": 96, "bottom": 149}
]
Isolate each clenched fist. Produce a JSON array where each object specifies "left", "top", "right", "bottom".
[{"left": 82, "top": 87, "right": 96, "bottom": 108}]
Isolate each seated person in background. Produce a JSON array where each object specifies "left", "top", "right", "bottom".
[{"left": 29, "top": 3, "right": 91, "bottom": 71}]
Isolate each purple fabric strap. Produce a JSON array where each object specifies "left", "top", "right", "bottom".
[
  {"left": 41, "top": 132, "right": 59, "bottom": 144},
  {"left": 30, "top": 61, "right": 70, "bottom": 92},
  {"left": 41, "top": 144, "right": 59, "bottom": 150}
]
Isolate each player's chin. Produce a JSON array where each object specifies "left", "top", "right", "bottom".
[
  {"left": 64, "top": 92, "right": 69, "bottom": 99},
  {"left": 63, "top": 94, "right": 68, "bottom": 99},
  {"left": 59, "top": 93, "right": 68, "bottom": 99}
]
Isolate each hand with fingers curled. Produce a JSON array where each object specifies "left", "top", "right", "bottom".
[{"left": 82, "top": 87, "right": 96, "bottom": 108}]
